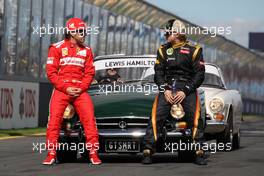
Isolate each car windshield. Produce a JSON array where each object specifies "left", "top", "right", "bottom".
[
  {"left": 202, "top": 73, "right": 224, "bottom": 88},
  {"left": 92, "top": 58, "right": 224, "bottom": 88},
  {"left": 92, "top": 57, "right": 156, "bottom": 85},
  {"left": 94, "top": 67, "right": 150, "bottom": 84}
]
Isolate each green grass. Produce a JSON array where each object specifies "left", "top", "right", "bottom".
[{"left": 0, "top": 127, "right": 46, "bottom": 137}]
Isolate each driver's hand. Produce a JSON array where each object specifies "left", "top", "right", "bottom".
[
  {"left": 164, "top": 90, "right": 175, "bottom": 104},
  {"left": 174, "top": 91, "right": 186, "bottom": 104},
  {"left": 117, "top": 78, "right": 123, "bottom": 83},
  {"left": 66, "top": 87, "right": 82, "bottom": 97},
  {"left": 91, "top": 79, "right": 98, "bottom": 85}
]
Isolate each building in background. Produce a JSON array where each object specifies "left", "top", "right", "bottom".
[{"left": 249, "top": 32, "right": 264, "bottom": 56}]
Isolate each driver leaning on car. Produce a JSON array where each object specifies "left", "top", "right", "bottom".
[
  {"left": 142, "top": 19, "right": 207, "bottom": 165},
  {"left": 43, "top": 18, "right": 101, "bottom": 165}
]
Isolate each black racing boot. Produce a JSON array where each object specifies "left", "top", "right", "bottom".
[
  {"left": 142, "top": 149, "right": 153, "bottom": 164},
  {"left": 194, "top": 155, "right": 207, "bottom": 165}
]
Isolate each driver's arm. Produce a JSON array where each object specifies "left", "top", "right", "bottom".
[
  {"left": 154, "top": 46, "right": 166, "bottom": 90},
  {"left": 46, "top": 45, "right": 68, "bottom": 94},
  {"left": 79, "top": 48, "right": 95, "bottom": 92},
  {"left": 182, "top": 47, "right": 205, "bottom": 96}
]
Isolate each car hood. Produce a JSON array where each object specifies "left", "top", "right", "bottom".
[
  {"left": 200, "top": 86, "right": 226, "bottom": 99},
  {"left": 90, "top": 90, "right": 155, "bottom": 117}
]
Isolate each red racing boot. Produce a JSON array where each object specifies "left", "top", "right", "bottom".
[
  {"left": 89, "top": 151, "right": 102, "bottom": 165},
  {"left": 42, "top": 151, "right": 56, "bottom": 165}
]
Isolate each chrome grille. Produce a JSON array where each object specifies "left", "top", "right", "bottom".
[{"left": 96, "top": 116, "right": 149, "bottom": 129}]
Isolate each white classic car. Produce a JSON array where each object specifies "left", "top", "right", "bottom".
[
  {"left": 142, "top": 60, "right": 243, "bottom": 150},
  {"left": 201, "top": 63, "right": 243, "bottom": 150}
]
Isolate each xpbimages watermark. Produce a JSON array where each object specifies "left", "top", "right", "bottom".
[
  {"left": 32, "top": 141, "right": 99, "bottom": 153},
  {"left": 32, "top": 24, "right": 100, "bottom": 37},
  {"left": 164, "top": 140, "right": 232, "bottom": 154},
  {"left": 164, "top": 24, "right": 232, "bottom": 37},
  {"left": 98, "top": 82, "right": 166, "bottom": 95}
]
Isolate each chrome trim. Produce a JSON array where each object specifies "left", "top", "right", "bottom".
[
  {"left": 97, "top": 123, "right": 148, "bottom": 126},
  {"left": 97, "top": 123, "right": 119, "bottom": 126},
  {"left": 127, "top": 123, "right": 148, "bottom": 126},
  {"left": 206, "top": 121, "right": 227, "bottom": 126},
  {"left": 99, "top": 131, "right": 145, "bottom": 137},
  {"left": 96, "top": 116, "right": 149, "bottom": 120},
  {"left": 59, "top": 132, "right": 79, "bottom": 137},
  {"left": 205, "top": 121, "right": 227, "bottom": 133},
  {"left": 167, "top": 131, "right": 185, "bottom": 137},
  {"left": 98, "top": 129, "right": 186, "bottom": 137}
]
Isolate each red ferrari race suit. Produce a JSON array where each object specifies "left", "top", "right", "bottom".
[{"left": 46, "top": 39, "right": 99, "bottom": 152}]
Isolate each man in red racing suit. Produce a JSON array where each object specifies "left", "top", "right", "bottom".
[{"left": 42, "top": 18, "right": 101, "bottom": 165}]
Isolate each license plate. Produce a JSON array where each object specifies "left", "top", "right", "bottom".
[{"left": 105, "top": 140, "right": 140, "bottom": 152}]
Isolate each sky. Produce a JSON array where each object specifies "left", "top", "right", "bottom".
[{"left": 146, "top": 0, "right": 264, "bottom": 48}]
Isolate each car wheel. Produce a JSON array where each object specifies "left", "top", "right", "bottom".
[
  {"left": 232, "top": 129, "right": 240, "bottom": 150},
  {"left": 216, "top": 110, "right": 234, "bottom": 151}
]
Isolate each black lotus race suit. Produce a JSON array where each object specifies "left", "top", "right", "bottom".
[{"left": 143, "top": 41, "right": 205, "bottom": 153}]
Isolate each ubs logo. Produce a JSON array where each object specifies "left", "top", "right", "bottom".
[
  {"left": 19, "top": 88, "right": 24, "bottom": 118},
  {"left": 19, "top": 88, "right": 36, "bottom": 118},
  {"left": 0, "top": 88, "right": 13, "bottom": 118}
]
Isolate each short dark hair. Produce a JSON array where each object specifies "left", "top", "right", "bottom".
[{"left": 177, "top": 34, "right": 187, "bottom": 42}]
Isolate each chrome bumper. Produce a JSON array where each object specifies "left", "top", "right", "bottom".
[
  {"left": 98, "top": 129, "right": 189, "bottom": 138},
  {"left": 60, "top": 130, "right": 79, "bottom": 137},
  {"left": 60, "top": 128, "right": 192, "bottom": 138},
  {"left": 205, "top": 121, "right": 227, "bottom": 133}
]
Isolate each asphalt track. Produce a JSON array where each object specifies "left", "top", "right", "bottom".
[{"left": 0, "top": 118, "right": 264, "bottom": 176}]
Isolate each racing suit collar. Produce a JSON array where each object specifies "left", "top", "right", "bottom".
[
  {"left": 172, "top": 41, "right": 187, "bottom": 49},
  {"left": 64, "top": 39, "right": 85, "bottom": 48}
]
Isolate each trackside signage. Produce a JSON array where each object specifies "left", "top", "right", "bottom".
[{"left": 0, "top": 80, "right": 39, "bottom": 129}]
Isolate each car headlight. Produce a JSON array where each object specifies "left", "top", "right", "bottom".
[
  {"left": 63, "top": 104, "right": 75, "bottom": 119},
  {"left": 209, "top": 98, "right": 224, "bottom": 113}
]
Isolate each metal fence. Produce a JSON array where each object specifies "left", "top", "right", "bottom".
[{"left": 0, "top": 0, "right": 164, "bottom": 82}]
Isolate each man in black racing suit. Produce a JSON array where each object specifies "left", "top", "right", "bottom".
[{"left": 142, "top": 19, "right": 207, "bottom": 165}]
